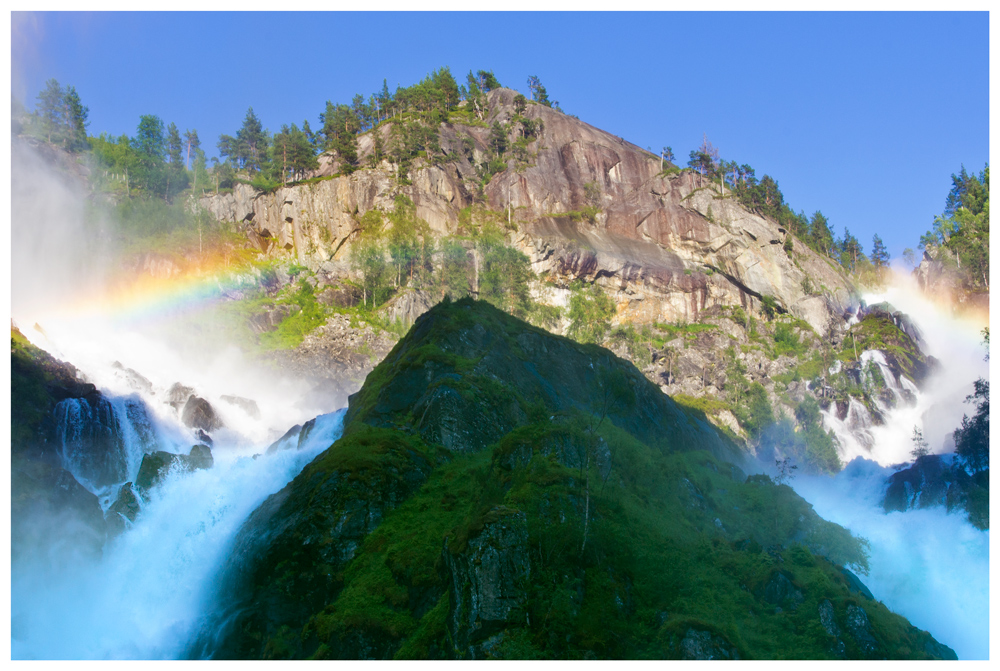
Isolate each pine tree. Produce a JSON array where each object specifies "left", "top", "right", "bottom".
[
  {"left": 870, "top": 234, "right": 890, "bottom": 268},
  {"left": 235, "top": 107, "right": 268, "bottom": 175},
  {"left": 36, "top": 78, "right": 64, "bottom": 144},
  {"left": 183, "top": 129, "right": 201, "bottom": 170},
  {"left": 527, "top": 75, "right": 551, "bottom": 106},
  {"left": 62, "top": 85, "right": 89, "bottom": 151}
]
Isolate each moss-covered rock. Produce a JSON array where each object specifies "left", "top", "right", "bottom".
[{"left": 194, "top": 299, "right": 956, "bottom": 660}]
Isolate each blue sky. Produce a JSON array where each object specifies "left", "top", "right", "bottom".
[{"left": 10, "top": 11, "right": 989, "bottom": 260}]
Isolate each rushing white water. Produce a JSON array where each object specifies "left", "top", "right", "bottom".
[
  {"left": 11, "top": 406, "right": 346, "bottom": 659},
  {"left": 788, "top": 274, "right": 990, "bottom": 660},
  {"left": 820, "top": 277, "right": 989, "bottom": 467},
  {"left": 791, "top": 459, "right": 989, "bottom": 660}
]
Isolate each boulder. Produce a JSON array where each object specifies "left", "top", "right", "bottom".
[
  {"left": 135, "top": 445, "right": 214, "bottom": 496},
  {"left": 188, "top": 444, "right": 214, "bottom": 470},
  {"left": 182, "top": 396, "right": 223, "bottom": 432},
  {"left": 818, "top": 600, "right": 846, "bottom": 658},
  {"left": 759, "top": 570, "right": 804, "bottom": 609},
  {"left": 680, "top": 628, "right": 740, "bottom": 660},
  {"left": 111, "top": 361, "right": 154, "bottom": 396},
  {"left": 105, "top": 481, "right": 141, "bottom": 537},
  {"left": 845, "top": 604, "right": 881, "bottom": 658}
]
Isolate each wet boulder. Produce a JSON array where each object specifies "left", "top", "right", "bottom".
[
  {"left": 182, "top": 395, "right": 223, "bottom": 432},
  {"left": 105, "top": 481, "right": 141, "bottom": 537},
  {"left": 188, "top": 444, "right": 214, "bottom": 470},
  {"left": 112, "top": 361, "right": 154, "bottom": 396},
  {"left": 52, "top": 392, "right": 131, "bottom": 490},
  {"left": 135, "top": 444, "right": 214, "bottom": 496}
]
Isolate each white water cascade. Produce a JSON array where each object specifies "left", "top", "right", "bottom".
[
  {"left": 789, "top": 275, "right": 989, "bottom": 660},
  {"left": 818, "top": 278, "right": 988, "bottom": 467},
  {"left": 11, "top": 313, "right": 349, "bottom": 659}
]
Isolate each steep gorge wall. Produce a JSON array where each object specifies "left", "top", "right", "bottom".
[{"left": 197, "top": 89, "right": 858, "bottom": 337}]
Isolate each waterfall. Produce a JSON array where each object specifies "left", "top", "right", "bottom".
[
  {"left": 12, "top": 408, "right": 346, "bottom": 659},
  {"left": 54, "top": 393, "right": 163, "bottom": 498},
  {"left": 789, "top": 277, "right": 989, "bottom": 660}
]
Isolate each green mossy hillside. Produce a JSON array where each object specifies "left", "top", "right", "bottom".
[{"left": 201, "top": 300, "right": 955, "bottom": 660}]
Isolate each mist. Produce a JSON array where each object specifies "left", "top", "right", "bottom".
[{"left": 10, "top": 139, "right": 350, "bottom": 658}]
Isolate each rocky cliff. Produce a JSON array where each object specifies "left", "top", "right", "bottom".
[{"left": 198, "top": 89, "right": 857, "bottom": 338}]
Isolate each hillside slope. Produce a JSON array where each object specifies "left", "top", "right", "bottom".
[{"left": 192, "top": 299, "right": 954, "bottom": 660}]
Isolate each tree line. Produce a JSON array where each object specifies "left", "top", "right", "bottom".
[
  {"left": 679, "top": 134, "right": 891, "bottom": 281},
  {"left": 912, "top": 164, "right": 989, "bottom": 293}
]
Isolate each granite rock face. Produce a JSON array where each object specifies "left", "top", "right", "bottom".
[{"left": 198, "top": 89, "right": 857, "bottom": 338}]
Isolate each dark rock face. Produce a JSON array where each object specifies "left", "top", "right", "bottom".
[
  {"left": 50, "top": 392, "right": 157, "bottom": 490},
  {"left": 818, "top": 600, "right": 846, "bottom": 658},
  {"left": 680, "top": 629, "right": 740, "bottom": 660},
  {"left": 53, "top": 393, "right": 129, "bottom": 489},
  {"left": 883, "top": 455, "right": 953, "bottom": 512},
  {"left": 182, "top": 396, "right": 223, "bottom": 432},
  {"left": 845, "top": 605, "right": 881, "bottom": 658},
  {"left": 445, "top": 507, "right": 530, "bottom": 657},
  {"left": 221, "top": 394, "right": 261, "bottom": 419},
  {"left": 882, "top": 455, "right": 988, "bottom": 530},
  {"left": 11, "top": 330, "right": 107, "bottom": 563},
  {"left": 759, "top": 570, "right": 804, "bottom": 609},
  {"left": 106, "top": 482, "right": 142, "bottom": 537}
]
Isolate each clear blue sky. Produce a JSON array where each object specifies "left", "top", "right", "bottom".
[{"left": 11, "top": 11, "right": 989, "bottom": 260}]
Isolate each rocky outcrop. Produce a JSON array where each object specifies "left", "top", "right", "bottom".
[
  {"left": 11, "top": 329, "right": 107, "bottom": 563},
  {"left": 444, "top": 507, "right": 531, "bottom": 658},
  {"left": 192, "top": 298, "right": 955, "bottom": 661},
  {"left": 679, "top": 628, "right": 740, "bottom": 660},
  {"left": 882, "top": 455, "right": 988, "bottom": 529},
  {"left": 51, "top": 392, "right": 157, "bottom": 490}
]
